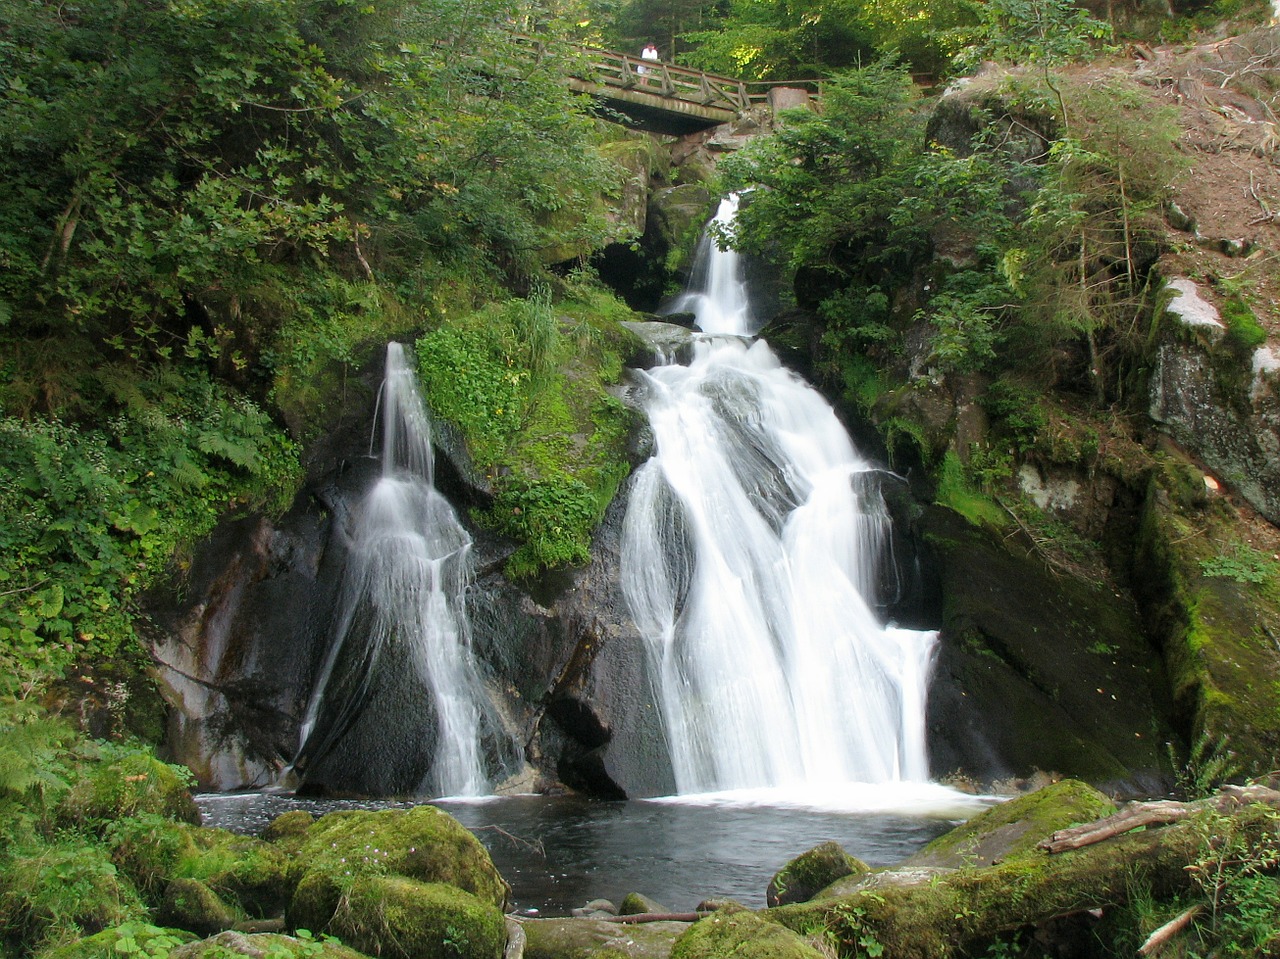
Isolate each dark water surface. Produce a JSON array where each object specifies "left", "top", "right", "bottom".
[{"left": 197, "top": 791, "right": 978, "bottom": 916}]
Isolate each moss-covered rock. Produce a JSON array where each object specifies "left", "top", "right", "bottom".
[
  {"left": 619, "top": 892, "right": 670, "bottom": 916},
  {"left": 170, "top": 930, "right": 370, "bottom": 957},
  {"left": 671, "top": 909, "right": 826, "bottom": 959},
  {"left": 904, "top": 780, "right": 1116, "bottom": 870},
  {"left": 324, "top": 876, "right": 505, "bottom": 959},
  {"left": 34, "top": 923, "right": 196, "bottom": 958},
  {"left": 57, "top": 749, "right": 200, "bottom": 829},
  {"left": 263, "top": 809, "right": 316, "bottom": 846},
  {"left": 522, "top": 917, "right": 691, "bottom": 959},
  {"left": 186, "top": 826, "right": 293, "bottom": 918},
  {"left": 157, "top": 877, "right": 239, "bottom": 936},
  {"left": 1132, "top": 473, "right": 1280, "bottom": 778},
  {"left": 107, "top": 818, "right": 292, "bottom": 918},
  {"left": 766, "top": 841, "right": 868, "bottom": 907},
  {"left": 106, "top": 815, "right": 203, "bottom": 904},
  {"left": 0, "top": 839, "right": 146, "bottom": 951},
  {"left": 291, "top": 806, "right": 508, "bottom": 910}
]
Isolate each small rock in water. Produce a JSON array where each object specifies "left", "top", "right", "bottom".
[
  {"left": 572, "top": 898, "right": 619, "bottom": 918},
  {"left": 619, "top": 892, "right": 669, "bottom": 916}
]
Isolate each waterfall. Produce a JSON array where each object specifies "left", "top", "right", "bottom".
[
  {"left": 623, "top": 197, "right": 938, "bottom": 796},
  {"left": 664, "top": 195, "right": 755, "bottom": 336},
  {"left": 291, "top": 343, "right": 515, "bottom": 797}
]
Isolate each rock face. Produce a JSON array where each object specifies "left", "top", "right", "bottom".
[
  {"left": 922, "top": 506, "right": 1177, "bottom": 795},
  {"left": 1149, "top": 275, "right": 1280, "bottom": 526}
]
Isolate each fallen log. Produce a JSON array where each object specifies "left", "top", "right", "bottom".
[{"left": 1039, "top": 785, "right": 1280, "bottom": 854}]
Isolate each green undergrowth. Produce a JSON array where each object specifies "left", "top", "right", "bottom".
[
  {"left": 0, "top": 370, "right": 301, "bottom": 693},
  {"left": 416, "top": 274, "right": 640, "bottom": 577}
]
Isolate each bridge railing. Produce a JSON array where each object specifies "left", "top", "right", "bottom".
[{"left": 514, "top": 35, "right": 750, "bottom": 114}]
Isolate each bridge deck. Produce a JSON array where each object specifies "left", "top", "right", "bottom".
[{"left": 518, "top": 37, "right": 769, "bottom": 134}]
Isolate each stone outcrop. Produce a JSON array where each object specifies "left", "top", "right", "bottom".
[{"left": 1149, "top": 275, "right": 1280, "bottom": 526}]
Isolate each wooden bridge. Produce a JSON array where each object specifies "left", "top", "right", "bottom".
[{"left": 516, "top": 37, "right": 795, "bottom": 134}]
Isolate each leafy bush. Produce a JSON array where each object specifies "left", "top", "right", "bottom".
[{"left": 0, "top": 375, "right": 300, "bottom": 688}]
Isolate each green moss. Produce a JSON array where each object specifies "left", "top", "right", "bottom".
[
  {"left": 934, "top": 450, "right": 1007, "bottom": 527},
  {"left": 56, "top": 748, "right": 199, "bottom": 831},
  {"left": 908, "top": 780, "right": 1115, "bottom": 870},
  {"left": 34, "top": 922, "right": 195, "bottom": 958},
  {"left": 673, "top": 909, "right": 827, "bottom": 959},
  {"left": 292, "top": 806, "right": 508, "bottom": 910},
  {"left": 768, "top": 842, "right": 869, "bottom": 907},
  {"left": 1133, "top": 477, "right": 1280, "bottom": 780},
  {"left": 331, "top": 876, "right": 506, "bottom": 959},
  {"left": 157, "top": 876, "right": 239, "bottom": 936}
]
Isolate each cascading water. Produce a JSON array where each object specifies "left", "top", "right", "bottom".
[
  {"left": 623, "top": 196, "right": 939, "bottom": 797},
  {"left": 290, "top": 343, "right": 516, "bottom": 797}
]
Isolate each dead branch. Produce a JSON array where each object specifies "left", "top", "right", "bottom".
[{"left": 1138, "top": 905, "right": 1202, "bottom": 956}]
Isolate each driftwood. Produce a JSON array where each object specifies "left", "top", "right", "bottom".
[
  {"left": 1039, "top": 785, "right": 1280, "bottom": 854},
  {"left": 606, "top": 911, "right": 704, "bottom": 923}
]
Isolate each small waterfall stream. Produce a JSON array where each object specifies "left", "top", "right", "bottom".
[
  {"left": 622, "top": 196, "right": 939, "bottom": 797},
  {"left": 291, "top": 343, "right": 515, "bottom": 797}
]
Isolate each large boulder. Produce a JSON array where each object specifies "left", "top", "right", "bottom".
[
  {"left": 921, "top": 505, "right": 1178, "bottom": 794},
  {"left": 1148, "top": 275, "right": 1280, "bottom": 526},
  {"left": 286, "top": 806, "right": 508, "bottom": 932}
]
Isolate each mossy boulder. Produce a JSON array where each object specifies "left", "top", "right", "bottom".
[
  {"left": 290, "top": 807, "right": 508, "bottom": 910},
  {"left": 106, "top": 816, "right": 203, "bottom": 903},
  {"left": 263, "top": 810, "right": 315, "bottom": 848},
  {"left": 57, "top": 750, "right": 200, "bottom": 829},
  {"left": 904, "top": 779, "right": 1116, "bottom": 870},
  {"left": 170, "top": 930, "right": 369, "bottom": 957},
  {"left": 0, "top": 840, "right": 146, "bottom": 949},
  {"left": 157, "top": 877, "right": 239, "bottom": 936},
  {"left": 185, "top": 827, "right": 291, "bottom": 917},
  {"left": 522, "top": 917, "right": 692, "bottom": 958},
  {"left": 766, "top": 841, "right": 868, "bottom": 907},
  {"left": 323, "top": 875, "right": 505, "bottom": 959},
  {"left": 671, "top": 909, "right": 826, "bottom": 959},
  {"left": 34, "top": 923, "right": 196, "bottom": 958}
]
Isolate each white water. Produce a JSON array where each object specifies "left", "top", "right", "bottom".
[
  {"left": 293, "top": 343, "right": 503, "bottom": 797},
  {"left": 624, "top": 197, "right": 940, "bottom": 798},
  {"left": 664, "top": 195, "right": 755, "bottom": 335}
]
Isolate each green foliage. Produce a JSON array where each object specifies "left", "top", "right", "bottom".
[
  {"left": 417, "top": 282, "right": 636, "bottom": 576},
  {"left": 0, "top": 375, "right": 300, "bottom": 685},
  {"left": 972, "top": 0, "right": 1114, "bottom": 66},
  {"left": 1170, "top": 731, "right": 1241, "bottom": 799},
  {"left": 1200, "top": 543, "right": 1278, "bottom": 586},
  {"left": 1186, "top": 805, "right": 1280, "bottom": 955},
  {"left": 981, "top": 380, "right": 1048, "bottom": 453}
]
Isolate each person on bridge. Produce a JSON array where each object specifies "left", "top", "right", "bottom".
[{"left": 639, "top": 41, "right": 659, "bottom": 75}]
